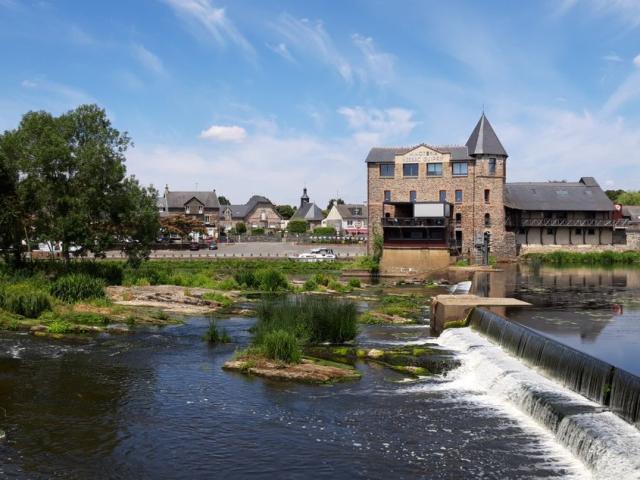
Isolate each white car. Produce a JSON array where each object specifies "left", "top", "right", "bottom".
[{"left": 297, "top": 248, "right": 337, "bottom": 261}]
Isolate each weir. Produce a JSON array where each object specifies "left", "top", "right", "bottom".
[{"left": 468, "top": 308, "right": 640, "bottom": 427}]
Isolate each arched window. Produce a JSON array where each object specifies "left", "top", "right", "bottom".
[{"left": 484, "top": 213, "right": 491, "bottom": 227}]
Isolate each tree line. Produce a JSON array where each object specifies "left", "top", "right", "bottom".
[{"left": 0, "top": 105, "right": 159, "bottom": 265}]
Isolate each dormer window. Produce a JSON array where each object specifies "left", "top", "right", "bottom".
[
  {"left": 185, "top": 206, "right": 190, "bottom": 214},
  {"left": 198, "top": 206, "right": 203, "bottom": 214}
]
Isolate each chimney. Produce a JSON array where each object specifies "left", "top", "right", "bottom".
[{"left": 164, "top": 184, "right": 169, "bottom": 197}]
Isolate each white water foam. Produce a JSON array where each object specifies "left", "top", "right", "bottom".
[{"left": 432, "top": 328, "right": 640, "bottom": 480}]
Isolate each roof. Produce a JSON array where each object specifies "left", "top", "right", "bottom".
[
  {"left": 164, "top": 191, "right": 220, "bottom": 209},
  {"left": 224, "top": 195, "right": 276, "bottom": 219},
  {"left": 622, "top": 206, "right": 640, "bottom": 223},
  {"left": 365, "top": 144, "right": 472, "bottom": 163},
  {"left": 335, "top": 204, "right": 368, "bottom": 220},
  {"left": 505, "top": 177, "right": 614, "bottom": 212},
  {"left": 291, "top": 202, "right": 324, "bottom": 222},
  {"left": 465, "top": 114, "right": 508, "bottom": 157}
]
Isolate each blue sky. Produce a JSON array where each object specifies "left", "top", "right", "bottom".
[{"left": 1, "top": 0, "right": 640, "bottom": 206}]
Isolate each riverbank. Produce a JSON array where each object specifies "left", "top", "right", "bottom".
[{"left": 523, "top": 250, "right": 640, "bottom": 266}]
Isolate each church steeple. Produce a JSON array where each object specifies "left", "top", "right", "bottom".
[
  {"left": 466, "top": 113, "right": 508, "bottom": 157},
  {"left": 300, "top": 187, "right": 310, "bottom": 208}
]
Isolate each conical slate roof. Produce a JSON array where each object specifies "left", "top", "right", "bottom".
[{"left": 465, "top": 114, "right": 507, "bottom": 157}]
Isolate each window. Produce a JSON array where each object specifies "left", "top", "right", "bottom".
[
  {"left": 484, "top": 213, "right": 491, "bottom": 227},
  {"left": 379, "top": 163, "right": 394, "bottom": 177},
  {"left": 384, "top": 190, "right": 391, "bottom": 202},
  {"left": 488, "top": 158, "right": 496, "bottom": 175},
  {"left": 455, "top": 190, "right": 463, "bottom": 203},
  {"left": 484, "top": 189, "right": 490, "bottom": 203},
  {"left": 439, "top": 190, "right": 447, "bottom": 202},
  {"left": 403, "top": 163, "right": 419, "bottom": 177},
  {"left": 204, "top": 215, "right": 211, "bottom": 223},
  {"left": 351, "top": 207, "right": 361, "bottom": 215},
  {"left": 427, "top": 163, "right": 443, "bottom": 176},
  {"left": 455, "top": 213, "right": 462, "bottom": 225},
  {"left": 347, "top": 220, "right": 353, "bottom": 226},
  {"left": 409, "top": 190, "right": 417, "bottom": 202},
  {"left": 198, "top": 206, "right": 203, "bottom": 214},
  {"left": 547, "top": 228, "right": 554, "bottom": 235},
  {"left": 575, "top": 228, "right": 582, "bottom": 235},
  {"left": 587, "top": 228, "right": 595, "bottom": 235},
  {"left": 185, "top": 206, "right": 190, "bottom": 214},
  {"left": 452, "top": 162, "right": 468, "bottom": 176}
]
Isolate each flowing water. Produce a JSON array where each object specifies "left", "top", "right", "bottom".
[{"left": 0, "top": 265, "right": 639, "bottom": 478}]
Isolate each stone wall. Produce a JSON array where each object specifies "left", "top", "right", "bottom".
[{"left": 379, "top": 248, "right": 450, "bottom": 276}]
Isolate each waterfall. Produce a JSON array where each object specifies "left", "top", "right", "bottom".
[
  {"left": 467, "top": 308, "right": 638, "bottom": 422},
  {"left": 437, "top": 327, "right": 640, "bottom": 479}
]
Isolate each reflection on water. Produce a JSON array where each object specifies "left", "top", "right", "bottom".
[{"left": 473, "top": 264, "right": 640, "bottom": 376}]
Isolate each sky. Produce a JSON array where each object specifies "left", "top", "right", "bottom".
[{"left": 1, "top": 0, "right": 640, "bottom": 207}]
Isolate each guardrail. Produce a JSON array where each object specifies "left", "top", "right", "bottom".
[
  {"left": 505, "top": 218, "right": 629, "bottom": 228},
  {"left": 382, "top": 217, "right": 448, "bottom": 227}
]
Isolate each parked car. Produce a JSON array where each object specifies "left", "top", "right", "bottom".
[
  {"left": 208, "top": 242, "right": 218, "bottom": 250},
  {"left": 297, "top": 248, "right": 337, "bottom": 261},
  {"left": 189, "top": 243, "right": 200, "bottom": 251}
]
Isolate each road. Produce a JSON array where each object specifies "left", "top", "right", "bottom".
[{"left": 104, "top": 242, "right": 366, "bottom": 259}]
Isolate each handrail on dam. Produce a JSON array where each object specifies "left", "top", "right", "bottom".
[{"left": 468, "top": 308, "right": 640, "bottom": 428}]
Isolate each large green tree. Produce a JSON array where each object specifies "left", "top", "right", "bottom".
[
  {"left": 616, "top": 191, "right": 640, "bottom": 205},
  {"left": 276, "top": 205, "right": 296, "bottom": 219},
  {"left": 0, "top": 104, "right": 159, "bottom": 263}
]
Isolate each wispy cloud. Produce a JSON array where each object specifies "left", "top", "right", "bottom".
[
  {"left": 559, "top": 0, "right": 640, "bottom": 27},
  {"left": 199, "top": 124, "right": 247, "bottom": 142},
  {"left": 601, "top": 54, "right": 640, "bottom": 115},
  {"left": 132, "top": 43, "right": 166, "bottom": 77},
  {"left": 352, "top": 34, "right": 395, "bottom": 85},
  {"left": 273, "top": 14, "right": 352, "bottom": 82},
  {"left": 603, "top": 53, "right": 623, "bottom": 62},
  {"left": 267, "top": 42, "right": 294, "bottom": 62},
  {"left": 162, "top": 0, "right": 254, "bottom": 56},
  {"left": 69, "top": 25, "right": 95, "bottom": 46},
  {"left": 338, "top": 106, "right": 417, "bottom": 145},
  {"left": 20, "top": 78, "right": 95, "bottom": 106}
]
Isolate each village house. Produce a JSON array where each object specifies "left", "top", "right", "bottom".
[
  {"left": 322, "top": 203, "right": 368, "bottom": 235},
  {"left": 158, "top": 185, "right": 220, "bottom": 238},
  {"left": 290, "top": 188, "right": 324, "bottom": 229},
  {"left": 220, "top": 195, "right": 283, "bottom": 232},
  {"left": 366, "top": 113, "right": 626, "bottom": 269}
]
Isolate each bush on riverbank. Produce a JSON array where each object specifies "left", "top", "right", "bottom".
[
  {"left": 254, "top": 296, "right": 358, "bottom": 347},
  {"left": 0, "top": 284, "right": 52, "bottom": 318},
  {"left": 524, "top": 251, "right": 640, "bottom": 266},
  {"left": 50, "top": 274, "right": 106, "bottom": 303}
]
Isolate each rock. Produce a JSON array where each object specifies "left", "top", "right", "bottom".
[
  {"left": 366, "top": 349, "right": 385, "bottom": 359},
  {"left": 30, "top": 325, "right": 47, "bottom": 332}
]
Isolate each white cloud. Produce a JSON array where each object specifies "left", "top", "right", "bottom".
[
  {"left": 273, "top": 14, "right": 352, "bottom": 82},
  {"left": 69, "top": 25, "right": 95, "bottom": 46},
  {"left": 267, "top": 42, "right": 294, "bottom": 62},
  {"left": 602, "top": 69, "right": 640, "bottom": 115},
  {"left": 20, "top": 78, "right": 95, "bottom": 106},
  {"left": 199, "top": 124, "right": 247, "bottom": 142},
  {"left": 338, "top": 106, "right": 417, "bottom": 145},
  {"left": 132, "top": 43, "right": 166, "bottom": 76},
  {"left": 559, "top": 0, "right": 640, "bottom": 27},
  {"left": 162, "top": 0, "right": 254, "bottom": 56},
  {"left": 634, "top": 54, "right": 640, "bottom": 66},
  {"left": 352, "top": 34, "right": 395, "bottom": 85},
  {"left": 603, "top": 53, "right": 623, "bottom": 62}
]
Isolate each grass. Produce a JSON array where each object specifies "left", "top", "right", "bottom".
[
  {"left": 378, "top": 294, "right": 427, "bottom": 319},
  {"left": 346, "top": 255, "right": 379, "bottom": 273},
  {"left": 454, "top": 259, "right": 470, "bottom": 267},
  {"left": 443, "top": 319, "right": 468, "bottom": 329},
  {"left": 202, "top": 292, "right": 233, "bottom": 308},
  {"left": 0, "top": 283, "right": 52, "bottom": 318},
  {"left": 524, "top": 251, "right": 640, "bottom": 266},
  {"left": 50, "top": 274, "right": 106, "bottom": 303},
  {"left": 203, "top": 319, "right": 231, "bottom": 344},
  {"left": 261, "top": 329, "right": 301, "bottom": 363},
  {"left": 47, "top": 320, "right": 74, "bottom": 334}
]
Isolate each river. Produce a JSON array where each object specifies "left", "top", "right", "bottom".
[{"left": 0, "top": 265, "right": 639, "bottom": 478}]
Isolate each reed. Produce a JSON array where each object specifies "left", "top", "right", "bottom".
[
  {"left": 50, "top": 274, "right": 106, "bottom": 303},
  {"left": 261, "top": 330, "right": 301, "bottom": 363}
]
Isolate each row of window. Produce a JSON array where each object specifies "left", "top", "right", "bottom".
[
  {"left": 453, "top": 213, "right": 492, "bottom": 227},
  {"left": 380, "top": 159, "right": 497, "bottom": 178},
  {"left": 186, "top": 206, "right": 204, "bottom": 214},
  {"left": 383, "top": 189, "right": 491, "bottom": 203}
]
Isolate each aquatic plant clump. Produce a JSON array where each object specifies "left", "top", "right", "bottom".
[
  {"left": 261, "top": 330, "right": 301, "bottom": 363},
  {"left": 0, "top": 284, "right": 52, "bottom": 318},
  {"left": 50, "top": 274, "right": 106, "bottom": 303},
  {"left": 203, "top": 319, "right": 231, "bottom": 344}
]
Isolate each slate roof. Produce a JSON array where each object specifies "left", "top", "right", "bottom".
[
  {"left": 365, "top": 144, "right": 472, "bottom": 163},
  {"left": 505, "top": 177, "right": 614, "bottom": 212},
  {"left": 224, "top": 195, "right": 276, "bottom": 219},
  {"left": 163, "top": 191, "right": 220, "bottom": 209},
  {"left": 335, "top": 204, "right": 368, "bottom": 220},
  {"left": 291, "top": 202, "right": 324, "bottom": 222},
  {"left": 622, "top": 206, "right": 640, "bottom": 223},
  {"left": 465, "top": 113, "right": 508, "bottom": 157}
]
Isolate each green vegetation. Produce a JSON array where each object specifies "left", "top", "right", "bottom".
[
  {"left": 302, "top": 278, "right": 317, "bottom": 291},
  {"left": 47, "top": 320, "right": 74, "bottom": 334},
  {"left": 275, "top": 205, "right": 296, "bottom": 220},
  {"left": 202, "top": 292, "right": 233, "bottom": 308},
  {"left": 378, "top": 294, "right": 427, "bottom": 319},
  {"left": 0, "top": 284, "right": 52, "bottom": 318},
  {"left": 348, "top": 255, "right": 379, "bottom": 273},
  {"left": 261, "top": 330, "right": 301, "bottom": 363},
  {"left": 443, "top": 319, "right": 468, "bottom": 329},
  {"left": 524, "top": 251, "right": 640, "bottom": 266},
  {"left": 235, "top": 222, "right": 247, "bottom": 235},
  {"left": 347, "top": 278, "right": 361, "bottom": 288},
  {"left": 287, "top": 219, "right": 308, "bottom": 233},
  {"left": 313, "top": 226, "right": 337, "bottom": 236},
  {"left": 372, "top": 234, "right": 384, "bottom": 263},
  {"left": 50, "top": 274, "right": 106, "bottom": 303},
  {"left": 203, "top": 319, "right": 231, "bottom": 344},
  {"left": 250, "top": 227, "right": 265, "bottom": 235},
  {"left": 454, "top": 258, "right": 470, "bottom": 267}
]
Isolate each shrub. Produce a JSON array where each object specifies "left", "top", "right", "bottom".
[
  {"left": 347, "top": 278, "right": 361, "bottom": 288},
  {"left": 2, "top": 284, "right": 52, "bottom": 318},
  {"left": 287, "top": 219, "right": 308, "bottom": 233},
  {"left": 234, "top": 270, "right": 259, "bottom": 288},
  {"left": 302, "top": 278, "right": 317, "bottom": 291},
  {"left": 47, "top": 320, "right": 73, "bottom": 334},
  {"left": 256, "top": 268, "right": 289, "bottom": 292},
  {"left": 235, "top": 222, "right": 247, "bottom": 235},
  {"left": 204, "top": 319, "right": 231, "bottom": 344},
  {"left": 250, "top": 228, "right": 265, "bottom": 235},
  {"left": 261, "top": 329, "right": 301, "bottom": 363},
  {"left": 327, "top": 279, "right": 349, "bottom": 293},
  {"left": 216, "top": 277, "right": 239, "bottom": 290},
  {"left": 311, "top": 273, "right": 331, "bottom": 286},
  {"left": 50, "top": 274, "right": 106, "bottom": 303},
  {"left": 313, "top": 226, "right": 336, "bottom": 236}
]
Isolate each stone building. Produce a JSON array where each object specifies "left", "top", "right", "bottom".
[
  {"left": 366, "top": 114, "right": 511, "bottom": 260},
  {"left": 290, "top": 188, "right": 324, "bottom": 229},
  {"left": 220, "top": 195, "right": 283, "bottom": 232},
  {"left": 158, "top": 185, "right": 220, "bottom": 238}
]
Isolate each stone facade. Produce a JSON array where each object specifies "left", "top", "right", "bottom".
[{"left": 367, "top": 144, "right": 509, "bottom": 260}]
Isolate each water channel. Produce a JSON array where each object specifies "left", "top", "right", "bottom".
[{"left": 0, "top": 265, "right": 639, "bottom": 479}]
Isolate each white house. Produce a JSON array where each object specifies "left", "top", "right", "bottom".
[{"left": 322, "top": 204, "right": 368, "bottom": 235}]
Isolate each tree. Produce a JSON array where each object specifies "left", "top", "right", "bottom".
[
  {"left": 605, "top": 189, "right": 625, "bottom": 202},
  {"left": 0, "top": 131, "right": 24, "bottom": 265},
  {"left": 160, "top": 214, "right": 205, "bottom": 239},
  {"left": 218, "top": 195, "right": 231, "bottom": 205},
  {"left": 287, "top": 219, "right": 308, "bottom": 233},
  {"left": 235, "top": 222, "right": 247, "bottom": 235},
  {"left": 1, "top": 104, "right": 160, "bottom": 262},
  {"left": 616, "top": 191, "right": 640, "bottom": 205},
  {"left": 326, "top": 198, "right": 344, "bottom": 211},
  {"left": 276, "top": 205, "right": 296, "bottom": 219}
]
